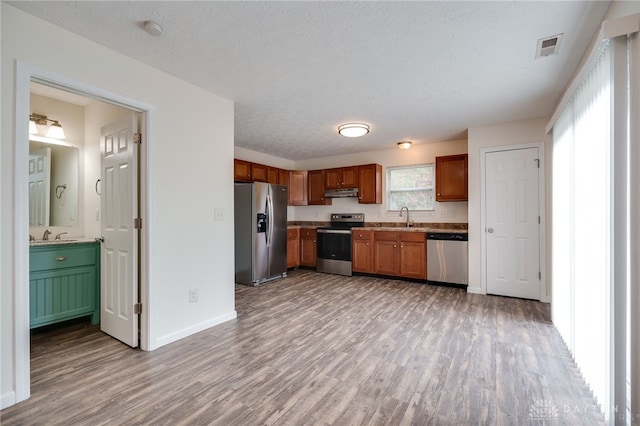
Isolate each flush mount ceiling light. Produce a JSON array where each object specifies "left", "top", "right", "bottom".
[
  {"left": 338, "top": 123, "right": 369, "bottom": 138},
  {"left": 30, "top": 113, "right": 66, "bottom": 140},
  {"left": 144, "top": 20, "right": 163, "bottom": 37},
  {"left": 397, "top": 141, "right": 412, "bottom": 150}
]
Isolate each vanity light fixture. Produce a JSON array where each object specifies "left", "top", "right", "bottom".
[
  {"left": 29, "top": 113, "right": 66, "bottom": 140},
  {"left": 338, "top": 123, "right": 369, "bottom": 138},
  {"left": 29, "top": 119, "right": 38, "bottom": 134},
  {"left": 397, "top": 141, "right": 412, "bottom": 150}
]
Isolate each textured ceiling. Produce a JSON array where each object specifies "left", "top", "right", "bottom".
[{"left": 9, "top": 1, "right": 610, "bottom": 160}]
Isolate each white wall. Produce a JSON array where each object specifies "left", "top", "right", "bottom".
[
  {"left": 1, "top": 4, "right": 235, "bottom": 408},
  {"left": 467, "top": 117, "right": 552, "bottom": 295},
  {"left": 289, "top": 140, "right": 469, "bottom": 224}
]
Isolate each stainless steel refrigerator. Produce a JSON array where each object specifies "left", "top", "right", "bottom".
[{"left": 234, "top": 182, "right": 288, "bottom": 285}]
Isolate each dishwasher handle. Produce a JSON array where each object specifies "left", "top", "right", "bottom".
[{"left": 427, "top": 232, "right": 468, "bottom": 241}]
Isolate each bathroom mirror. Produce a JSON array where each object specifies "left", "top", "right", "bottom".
[{"left": 28, "top": 140, "right": 79, "bottom": 227}]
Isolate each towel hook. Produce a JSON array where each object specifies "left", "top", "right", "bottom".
[{"left": 55, "top": 184, "right": 67, "bottom": 199}]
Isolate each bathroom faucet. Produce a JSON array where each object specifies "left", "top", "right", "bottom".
[
  {"left": 55, "top": 232, "right": 68, "bottom": 240},
  {"left": 42, "top": 229, "right": 52, "bottom": 240},
  {"left": 399, "top": 206, "right": 411, "bottom": 227}
]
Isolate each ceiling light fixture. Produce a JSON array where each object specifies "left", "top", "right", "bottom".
[
  {"left": 397, "top": 141, "right": 412, "bottom": 150},
  {"left": 338, "top": 123, "right": 369, "bottom": 138},
  {"left": 144, "top": 21, "right": 163, "bottom": 37},
  {"left": 30, "top": 113, "right": 66, "bottom": 140}
]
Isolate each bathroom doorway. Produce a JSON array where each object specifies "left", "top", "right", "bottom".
[{"left": 14, "top": 63, "right": 153, "bottom": 403}]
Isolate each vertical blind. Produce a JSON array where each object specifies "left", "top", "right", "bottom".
[{"left": 552, "top": 43, "right": 612, "bottom": 414}]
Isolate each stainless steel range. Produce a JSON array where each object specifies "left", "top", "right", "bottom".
[{"left": 316, "top": 213, "right": 365, "bottom": 276}]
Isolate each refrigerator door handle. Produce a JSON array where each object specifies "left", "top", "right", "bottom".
[{"left": 266, "top": 193, "right": 272, "bottom": 247}]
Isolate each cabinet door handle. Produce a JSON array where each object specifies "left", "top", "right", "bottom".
[
  {"left": 56, "top": 256, "right": 67, "bottom": 261},
  {"left": 393, "top": 244, "right": 397, "bottom": 248}
]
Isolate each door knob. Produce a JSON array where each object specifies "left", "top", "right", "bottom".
[{"left": 487, "top": 228, "right": 494, "bottom": 233}]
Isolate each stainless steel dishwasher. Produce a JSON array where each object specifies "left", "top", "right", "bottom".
[{"left": 427, "top": 232, "right": 468, "bottom": 286}]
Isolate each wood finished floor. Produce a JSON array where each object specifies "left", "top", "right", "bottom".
[{"left": 2, "top": 270, "right": 603, "bottom": 425}]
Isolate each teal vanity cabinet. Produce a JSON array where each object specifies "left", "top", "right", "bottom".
[{"left": 29, "top": 242, "right": 100, "bottom": 329}]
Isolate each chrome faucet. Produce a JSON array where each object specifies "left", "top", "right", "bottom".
[
  {"left": 399, "top": 206, "right": 411, "bottom": 227},
  {"left": 42, "top": 229, "right": 52, "bottom": 240}
]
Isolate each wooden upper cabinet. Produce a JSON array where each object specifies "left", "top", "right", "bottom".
[
  {"left": 251, "top": 163, "right": 267, "bottom": 182},
  {"left": 358, "top": 164, "right": 382, "bottom": 204},
  {"left": 288, "top": 170, "right": 308, "bottom": 206},
  {"left": 233, "top": 159, "right": 252, "bottom": 182},
  {"left": 308, "top": 170, "right": 332, "bottom": 205},
  {"left": 435, "top": 154, "right": 468, "bottom": 201},
  {"left": 267, "top": 167, "right": 280, "bottom": 184},
  {"left": 325, "top": 166, "right": 359, "bottom": 189},
  {"left": 278, "top": 169, "right": 289, "bottom": 186}
]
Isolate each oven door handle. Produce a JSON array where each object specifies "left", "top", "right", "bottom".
[{"left": 317, "top": 229, "right": 352, "bottom": 234}]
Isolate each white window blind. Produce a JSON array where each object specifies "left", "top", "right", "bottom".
[{"left": 551, "top": 44, "right": 611, "bottom": 414}]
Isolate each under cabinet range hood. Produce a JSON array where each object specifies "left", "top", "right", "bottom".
[{"left": 324, "top": 188, "right": 359, "bottom": 198}]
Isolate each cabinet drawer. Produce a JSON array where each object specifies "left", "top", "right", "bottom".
[
  {"left": 287, "top": 228, "right": 300, "bottom": 240},
  {"left": 352, "top": 230, "right": 373, "bottom": 240},
  {"left": 30, "top": 244, "right": 98, "bottom": 272},
  {"left": 400, "top": 232, "right": 426, "bottom": 242},
  {"left": 374, "top": 231, "right": 398, "bottom": 241},
  {"left": 300, "top": 228, "right": 317, "bottom": 238}
]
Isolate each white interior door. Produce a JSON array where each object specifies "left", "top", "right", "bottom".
[
  {"left": 28, "top": 147, "right": 51, "bottom": 227},
  {"left": 100, "top": 114, "right": 139, "bottom": 347},
  {"left": 485, "top": 147, "right": 541, "bottom": 299}
]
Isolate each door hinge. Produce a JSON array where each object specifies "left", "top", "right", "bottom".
[
  {"left": 538, "top": 216, "right": 541, "bottom": 224},
  {"left": 134, "top": 303, "right": 142, "bottom": 315},
  {"left": 133, "top": 133, "right": 142, "bottom": 144},
  {"left": 134, "top": 217, "right": 142, "bottom": 229},
  {"left": 539, "top": 272, "right": 542, "bottom": 280}
]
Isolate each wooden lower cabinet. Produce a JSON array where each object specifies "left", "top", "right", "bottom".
[
  {"left": 398, "top": 232, "right": 427, "bottom": 279},
  {"left": 352, "top": 230, "right": 374, "bottom": 273},
  {"left": 373, "top": 232, "right": 399, "bottom": 276},
  {"left": 300, "top": 228, "right": 317, "bottom": 267},
  {"left": 287, "top": 228, "right": 300, "bottom": 268},
  {"left": 372, "top": 231, "right": 427, "bottom": 280}
]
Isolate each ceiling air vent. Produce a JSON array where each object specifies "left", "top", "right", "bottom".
[{"left": 535, "top": 33, "right": 564, "bottom": 58}]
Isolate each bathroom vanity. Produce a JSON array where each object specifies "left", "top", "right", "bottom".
[{"left": 29, "top": 240, "right": 100, "bottom": 329}]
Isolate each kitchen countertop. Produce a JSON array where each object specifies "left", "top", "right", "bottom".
[{"left": 287, "top": 224, "right": 467, "bottom": 233}]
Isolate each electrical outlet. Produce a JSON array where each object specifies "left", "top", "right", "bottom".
[
  {"left": 95, "top": 209, "right": 100, "bottom": 222},
  {"left": 214, "top": 208, "right": 224, "bottom": 221},
  {"left": 189, "top": 289, "right": 198, "bottom": 303}
]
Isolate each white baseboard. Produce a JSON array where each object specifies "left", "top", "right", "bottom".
[
  {"left": 1, "top": 390, "right": 17, "bottom": 410},
  {"left": 154, "top": 310, "right": 237, "bottom": 349},
  {"left": 466, "top": 286, "right": 485, "bottom": 295}
]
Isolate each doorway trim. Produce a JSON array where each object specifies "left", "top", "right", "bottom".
[
  {"left": 479, "top": 142, "right": 548, "bottom": 302},
  {"left": 14, "top": 61, "right": 154, "bottom": 404}
]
